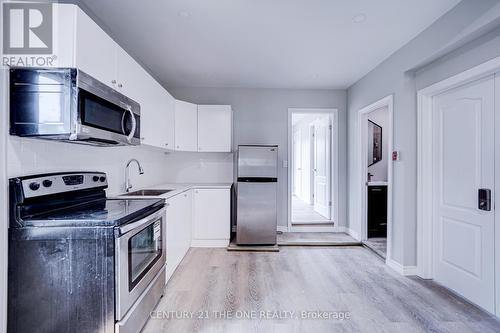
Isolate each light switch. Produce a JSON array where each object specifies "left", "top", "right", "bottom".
[{"left": 392, "top": 151, "right": 400, "bottom": 161}]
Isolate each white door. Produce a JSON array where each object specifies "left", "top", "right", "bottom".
[
  {"left": 432, "top": 75, "right": 495, "bottom": 313},
  {"left": 313, "top": 118, "right": 331, "bottom": 219},
  {"left": 293, "top": 129, "right": 302, "bottom": 196},
  {"left": 174, "top": 100, "right": 198, "bottom": 151},
  {"left": 197, "top": 105, "right": 232, "bottom": 152}
]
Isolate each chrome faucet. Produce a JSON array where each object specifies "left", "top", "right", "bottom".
[{"left": 125, "top": 158, "right": 144, "bottom": 192}]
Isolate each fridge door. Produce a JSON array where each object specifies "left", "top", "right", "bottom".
[
  {"left": 238, "top": 146, "right": 278, "bottom": 178},
  {"left": 236, "top": 181, "right": 277, "bottom": 245}
]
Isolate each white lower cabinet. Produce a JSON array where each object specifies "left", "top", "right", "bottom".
[
  {"left": 192, "top": 188, "right": 231, "bottom": 247},
  {"left": 166, "top": 190, "right": 192, "bottom": 282}
]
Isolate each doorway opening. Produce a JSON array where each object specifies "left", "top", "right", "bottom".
[
  {"left": 288, "top": 109, "right": 338, "bottom": 232},
  {"left": 358, "top": 96, "right": 393, "bottom": 260}
]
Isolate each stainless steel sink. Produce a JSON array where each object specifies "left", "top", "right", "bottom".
[{"left": 122, "top": 189, "right": 173, "bottom": 196}]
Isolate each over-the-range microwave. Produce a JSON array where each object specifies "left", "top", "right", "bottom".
[{"left": 9, "top": 67, "right": 141, "bottom": 146}]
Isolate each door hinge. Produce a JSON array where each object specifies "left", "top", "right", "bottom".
[
  {"left": 329, "top": 124, "right": 332, "bottom": 130},
  {"left": 329, "top": 201, "right": 332, "bottom": 206}
]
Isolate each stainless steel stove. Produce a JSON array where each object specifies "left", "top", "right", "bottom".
[{"left": 8, "top": 172, "right": 166, "bottom": 333}]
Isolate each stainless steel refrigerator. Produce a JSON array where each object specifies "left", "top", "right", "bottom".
[{"left": 236, "top": 145, "right": 278, "bottom": 245}]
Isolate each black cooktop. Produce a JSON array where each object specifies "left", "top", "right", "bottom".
[{"left": 20, "top": 198, "right": 164, "bottom": 227}]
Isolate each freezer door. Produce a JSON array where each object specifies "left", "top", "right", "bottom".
[
  {"left": 238, "top": 146, "right": 278, "bottom": 178},
  {"left": 236, "top": 181, "right": 277, "bottom": 245}
]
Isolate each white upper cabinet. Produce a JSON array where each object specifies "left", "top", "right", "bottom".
[
  {"left": 115, "top": 47, "right": 146, "bottom": 101},
  {"left": 197, "top": 105, "right": 232, "bottom": 152},
  {"left": 162, "top": 90, "right": 176, "bottom": 150},
  {"left": 74, "top": 8, "right": 117, "bottom": 88},
  {"left": 52, "top": 4, "right": 77, "bottom": 67},
  {"left": 52, "top": 4, "right": 176, "bottom": 151},
  {"left": 174, "top": 100, "right": 198, "bottom": 151}
]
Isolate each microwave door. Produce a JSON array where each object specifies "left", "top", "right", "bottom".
[{"left": 77, "top": 89, "right": 140, "bottom": 145}]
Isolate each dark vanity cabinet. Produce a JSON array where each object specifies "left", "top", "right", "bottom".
[{"left": 367, "top": 185, "right": 387, "bottom": 238}]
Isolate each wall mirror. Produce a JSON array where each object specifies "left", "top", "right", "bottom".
[{"left": 368, "top": 120, "right": 382, "bottom": 166}]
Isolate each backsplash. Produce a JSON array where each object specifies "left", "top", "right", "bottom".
[{"left": 8, "top": 137, "right": 233, "bottom": 195}]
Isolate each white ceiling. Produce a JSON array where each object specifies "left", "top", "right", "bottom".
[{"left": 76, "top": 0, "right": 461, "bottom": 89}]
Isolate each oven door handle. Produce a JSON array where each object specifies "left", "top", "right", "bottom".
[{"left": 118, "top": 206, "right": 167, "bottom": 236}]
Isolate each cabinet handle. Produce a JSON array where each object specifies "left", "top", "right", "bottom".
[
  {"left": 141, "top": 137, "right": 145, "bottom": 141},
  {"left": 165, "top": 143, "right": 169, "bottom": 146},
  {"left": 111, "top": 80, "right": 117, "bottom": 84},
  {"left": 118, "top": 83, "right": 123, "bottom": 88},
  {"left": 176, "top": 145, "right": 180, "bottom": 149}
]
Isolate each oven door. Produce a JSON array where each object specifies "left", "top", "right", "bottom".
[{"left": 115, "top": 208, "right": 166, "bottom": 320}]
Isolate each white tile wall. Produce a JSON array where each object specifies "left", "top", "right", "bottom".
[{"left": 8, "top": 137, "right": 233, "bottom": 195}]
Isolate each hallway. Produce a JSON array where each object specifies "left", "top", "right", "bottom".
[{"left": 292, "top": 195, "right": 329, "bottom": 222}]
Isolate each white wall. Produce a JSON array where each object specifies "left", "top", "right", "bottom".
[
  {"left": 347, "top": 0, "right": 500, "bottom": 266},
  {"left": 367, "top": 107, "right": 389, "bottom": 182},
  {"left": 8, "top": 138, "right": 233, "bottom": 195},
  {"left": 169, "top": 87, "right": 347, "bottom": 228}
]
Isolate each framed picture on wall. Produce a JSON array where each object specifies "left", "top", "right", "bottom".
[{"left": 368, "top": 120, "right": 382, "bottom": 166}]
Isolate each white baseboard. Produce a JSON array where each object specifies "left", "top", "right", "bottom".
[
  {"left": 191, "top": 239, "right": 229, "bottom": 248},
  {"left": 277, "top": 226, "right": 289, "bottom": 232},
  {"left": 345, "top": 228, "right": 360, "bottom": 241},
  {"left": 386, "top": 258, "right": 418, "bottom": 276}
]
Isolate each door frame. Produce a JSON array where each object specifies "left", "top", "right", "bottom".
[
  {"left": 287, "top": 108, "right": 338, "bottom": 232},
  {"left": 357, "top": 95, "right": 394, "bottom": 263},
  {"left": 417, "top": 56, "right": 500, "bottom": 317}
]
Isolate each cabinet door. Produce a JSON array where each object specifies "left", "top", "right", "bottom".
[
  {"left": 166, "top": 194, "right": 184, "bottom": 281},
  {"left": 162, "top": 90, "right": 176, "bottom": 150},
  {"left": 193, "top": 189, "right": 230, "bottom": 240},
  {"left": 116, "top": 47, "right": 147, "bottom": 101},
  {"left": 180, "top": 190, "right": 193, "bottom": 255},
  {"left": 52, "top": 4, "right": 77, "bottom": 67},
  {"left": 75, "top": 9, "right": 117, "bottom": 88},
  {"left": 174, "top": 100, "right": 198, "bottom": 151},
  {"left": 197, "top": 105, "right": 232, "bottom": 152}
]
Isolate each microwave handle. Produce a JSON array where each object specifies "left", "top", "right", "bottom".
[
  {"left": 126, "top": 108, "right": 137, "bottom": 144},
  {"left": 120, "top": 106, "right": 137, "bottom": 144}
]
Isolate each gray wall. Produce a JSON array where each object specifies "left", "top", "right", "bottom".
[
  {"left": 347, "top": 0, "right": 500, "bottom": 266},
  {"left": 169, "top": 87, "right": 347, "bottom": 228}
]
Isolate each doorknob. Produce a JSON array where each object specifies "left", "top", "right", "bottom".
[{"left": 478, "top": 189, "right": 491, "bottom": 211}]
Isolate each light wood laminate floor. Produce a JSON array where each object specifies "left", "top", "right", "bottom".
[
  {"left": 363, "top": 237, "right": 387, "bottom": 259},
  {"left": 143, "top": 247, "right": 500, "bottom": 333},
  {"left": 292, "top": 195, "right": 329, "bottom": 222}
]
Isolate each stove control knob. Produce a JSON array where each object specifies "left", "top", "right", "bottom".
[
  {"left": 99, "top": 176, "right": 106, "bottom": 182},
  {"left": 42, "top": 180, "right": 53, "bottom": 188},
  {"left": 93, "top": 176, "right": 100, "bottom": 182},
  {"left": 29, "top": 182, "right": 40, "bottom": 191}
]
